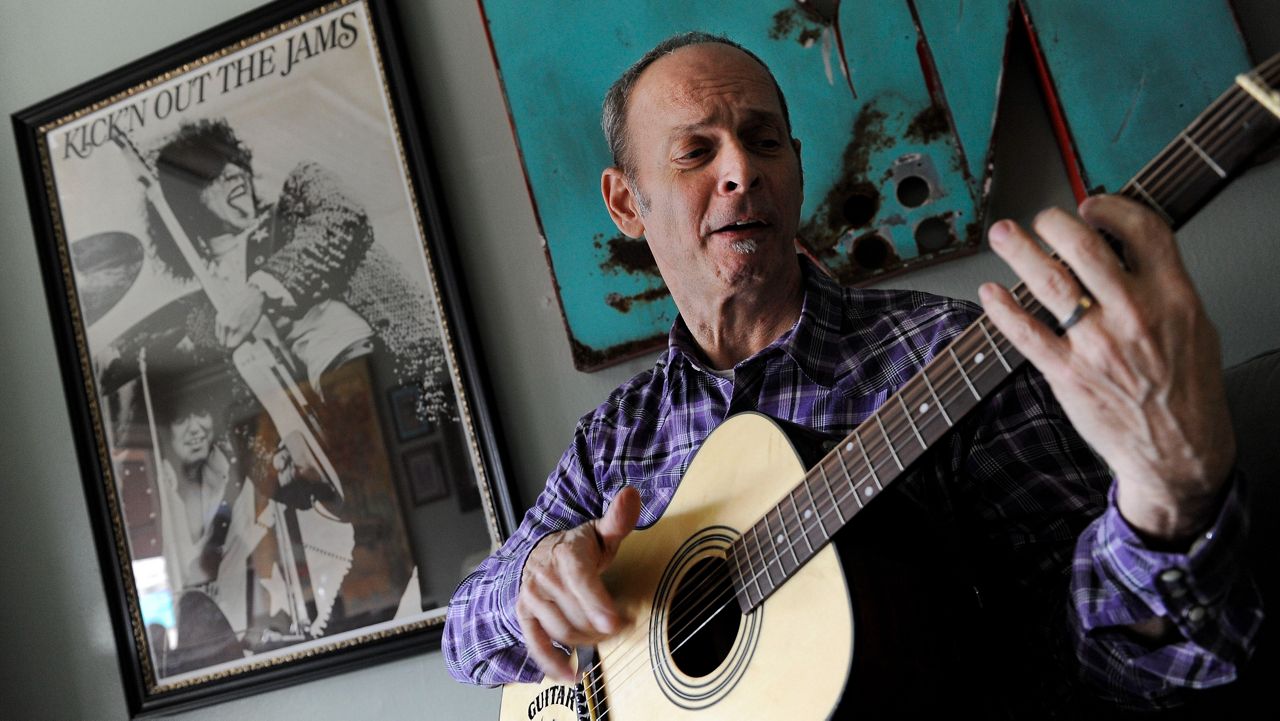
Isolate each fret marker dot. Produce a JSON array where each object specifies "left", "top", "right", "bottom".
[
  {"left": 864, "top": 487, "right": 874, "bottom": 497},
  {"left": 845, "top": 442, "right": 854, "bottom": 452},
  {"left": 919, "top": 402, "right": 929, "bottom": 415},
  {"left": 975, "top": 352, "right": 986, "bottom": 364},
  {"left": 776, "top": 534, "right": 785, "bottom": 545},
  {"left": 803, "top": 509, "right": 813, "bottom": 520}
]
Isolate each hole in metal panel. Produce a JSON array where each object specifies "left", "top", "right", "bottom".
[
  {"left": 852, "top": 233, "right": 892, "bottom": 270},
  {"left": 841, "top": 184, "right": 880, "bottom": 229},
  {"left": 915, "top": 216, "right": 954, "bottom": 253},
  {"left": 896, "top": 175, "right": 930, "bottom": 208}
]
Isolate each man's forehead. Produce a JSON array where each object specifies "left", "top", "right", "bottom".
[{"left": 630, "top": 43, "right": 782, "bottom": 121}]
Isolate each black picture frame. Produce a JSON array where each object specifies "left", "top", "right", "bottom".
[{"left": 11, "top": 0, "right": 517, "bottom": 716}]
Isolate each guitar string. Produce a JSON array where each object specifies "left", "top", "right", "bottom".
[{"left": 572, "top": 59, "right": 1279, "bottom": 709}]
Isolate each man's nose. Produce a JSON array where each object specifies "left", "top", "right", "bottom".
[{"left": 716, "top": 142, "right": 761, "bottom": 195}]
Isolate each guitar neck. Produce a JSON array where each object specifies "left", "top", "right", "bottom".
[{"left": 729, "top": 53, "right": 1280, "bottom": 613}]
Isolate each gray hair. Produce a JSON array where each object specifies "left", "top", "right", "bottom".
[{"left": 601, "top": 31, "right": 793, "bottom": 176}]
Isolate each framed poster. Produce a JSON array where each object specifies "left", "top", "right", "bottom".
[{"left": 11, "top": 0, "right": 517, "bottom": 715}]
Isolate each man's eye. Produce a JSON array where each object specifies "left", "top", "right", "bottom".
[
  {"left": 755, "top": 138, "right": 781, "bottom": 149},
  {"left": 679, "top": 148, "right": 708, "bottom": 161}
]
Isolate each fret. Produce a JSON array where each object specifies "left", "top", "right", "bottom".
[
  {"left": 788, "top": 488, "right": 815, "bottom": 554},
  {"left": 949, "top": 347, "right": 981, "bottom": 400},
  {"left": 920, "top": 367, "right": 952, "bottom": 426},
  {"left": 834, "top": 446, "right": 857, "bottom": 498},
  {"left": 896, "top": 393, "right": 927, "bottom": 448},
  {"left": 767, "top": 507, "right": 799, "bottom": 570},
  {"left": 741, "top": 531, "right": 765, "bottom": 601},
  {"left": 752, "top": 523, "right": 776, "bottom": 589},
  {"left": 730, "top": 542, "right": 758, "bottom": 607},
  {"left": 1180, "top": 132, "right": 1227, "bottom": 178},
  {"left": 1128, "top": 179, "right": 1175, "bottom": 226},
  {"left": 855, "top": 432, "right": 881, "bottom": 490},
  {"left": 874, "top": 414, "right": 903, "bottom": 471},
  {"left": 977, "top": 319, "right": 1012, "bottom": 373},
  {"left": 818, "top": 462, "right": 846, "bottom": 523},
  {"left": 802, "top": 476, "right": 829, "bottom": 539}
]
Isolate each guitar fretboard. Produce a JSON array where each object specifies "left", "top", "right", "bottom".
[{"left": 728, "top": 54, "right": 1280, "bottom": 613}]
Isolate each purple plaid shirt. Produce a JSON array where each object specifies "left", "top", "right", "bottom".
[{"left": 443, "top": 258, "right": 1260, "bottom": 709}]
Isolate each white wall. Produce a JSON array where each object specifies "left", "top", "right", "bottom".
[{"left": 1, "top": 1, "right": 1276, "bottom": 719}]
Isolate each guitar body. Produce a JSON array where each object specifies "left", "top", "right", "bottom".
[{"left": 502, "top": 414, "right": 854, "bottom": 720}]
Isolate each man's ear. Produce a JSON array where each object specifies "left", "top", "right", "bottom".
[{"left": 601, "top": 167, "right": 645, "bottom": 239}]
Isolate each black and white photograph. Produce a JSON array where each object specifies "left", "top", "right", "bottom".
[{"left": 12, "top": 0, "right": 515, "bottom": 712}]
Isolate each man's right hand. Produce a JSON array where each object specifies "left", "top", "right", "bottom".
[{"left": 516, "top": 486, "right": 642, "bottom": 683}]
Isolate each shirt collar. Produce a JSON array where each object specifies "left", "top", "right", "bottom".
[{"left": 665, "top": 255, "right": 845, "bottom": 388}]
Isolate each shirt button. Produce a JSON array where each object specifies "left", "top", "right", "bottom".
[
  {"left": 1185, "top": 605, "right": 1207, "bottom": 623},
  {"left": 1159, "top": 569, "right": 1184, "bottom": 584}
]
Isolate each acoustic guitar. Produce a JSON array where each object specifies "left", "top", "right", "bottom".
[{"left": 500, "top": 55, "right": 1280, "bottom": 720}]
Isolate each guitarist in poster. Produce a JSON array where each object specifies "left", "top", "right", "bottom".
[{"left": 444, "top": 33, "right": 1265, "bottom": 715}]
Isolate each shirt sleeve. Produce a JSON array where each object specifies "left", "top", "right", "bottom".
[
  {"left": 442, "top": 417, "right": 606, "bottom": 686},
  {"left": 259, "top": 162, "right": 373, "bottom": 306},
  {"left": 1071, "top": 468, "right": 1263, "bottom": 706}
]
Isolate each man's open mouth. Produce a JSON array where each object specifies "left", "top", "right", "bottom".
[{"left": 713, "top": 218, "right": 769, "bottom": 233}]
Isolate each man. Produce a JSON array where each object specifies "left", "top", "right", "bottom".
[
  {"left": 144, "top": 373, "right": 258, "bottom": 673},
  {"left": 444, "top": 33, "right": 1260, "bottom": 714},
  {"left": 152, "top": 378, "right": 253, "bottom": 597}
]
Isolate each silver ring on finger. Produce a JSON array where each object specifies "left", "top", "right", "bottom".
[{"left": 1059, "top": 294, "right": 1095, "bottom": 333}]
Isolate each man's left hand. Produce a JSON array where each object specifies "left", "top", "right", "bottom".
[
  {"left": 216, "top": 285, "right": 266, "bottom": 347},
  {"left": 980, "top": 194, "right": 1236, "bottom": 544}
]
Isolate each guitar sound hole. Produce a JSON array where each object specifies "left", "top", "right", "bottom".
[{"left": 667, "top": 556, "right": 742, "bottom": 678}]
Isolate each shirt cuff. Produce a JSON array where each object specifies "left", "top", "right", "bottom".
[
  {"left": 498, "top": 527, "right": 556, "bottom": 646},
  {"left": 1078, "top": 468, "right": 1248, "bottom": 639}
]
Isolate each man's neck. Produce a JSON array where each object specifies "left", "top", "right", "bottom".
[{"left": 679, "top": 262, "right": 805, "bottom": 370}]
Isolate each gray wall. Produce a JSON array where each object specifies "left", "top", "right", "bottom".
[{"left": 1, "top": 2, "right": 1277, "bottom": 719}]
